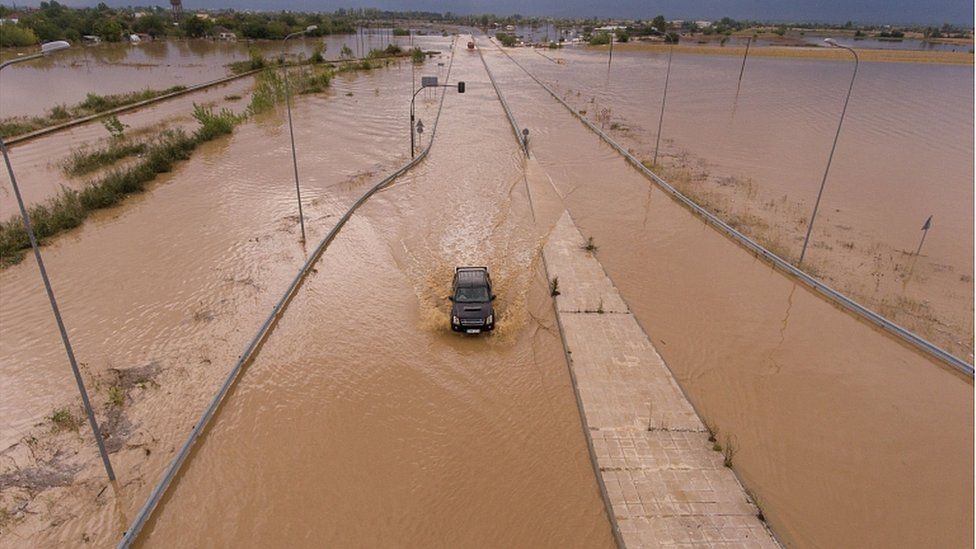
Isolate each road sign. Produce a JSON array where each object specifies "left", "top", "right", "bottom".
[
  {"left": 416, "top": 120, "right": 424, "bottom": 134},
  {"left": 421, "top": 76, "right": 438, "bottom": 88}
]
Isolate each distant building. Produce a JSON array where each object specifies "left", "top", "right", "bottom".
[
  {"left": 82, "top": 35, "right": 101, "bottom": 43},
  {"left": 695, "top": 20, "right": 713, "bottom": 28},
  {"left": 213, "top": 26, "right": 237, "bottom": 40}
]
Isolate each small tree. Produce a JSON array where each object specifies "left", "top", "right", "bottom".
[
  {"left": 652, "top": 15, "right": 667, "bottom": 33},
  {"left": 310, "top": 42, "right": 326, "bottom": 63}
]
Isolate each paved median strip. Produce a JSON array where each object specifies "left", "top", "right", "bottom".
[{"left": 542, "top": 211, "right": 779, "bottom": 548}]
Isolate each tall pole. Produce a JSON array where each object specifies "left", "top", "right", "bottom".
[
  {"left": 608, "top": 30, "right": 614, "bottom": 67},
  {"left": 282, "top": 28, "right": 316, "bottom": 243},
  {"left": 736, "top": 35, "right": 752, "bottom": 95},
  {"left": 653, "top": 44, "right": 673, "bottom": 166},
  {"left": 799, "top": 39, "right": 858, "bottom": 265},
  {"left": 0, "top": 46, "right": 116, "bottom": 482}
]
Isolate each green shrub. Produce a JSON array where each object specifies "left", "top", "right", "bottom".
[
  {"left": 0, "top": 24, "right": 38, "bottom": 47},
  {"left": 192, "top": 104, "right": 243, "bottom": 141},
  {"left": 496, "top": 32, "right": 517, "bottom": 47},
  {"left": 411, "top": 47, "right": 425, "bottom": 63},
  {"left": 310, "top": 42, "right": 325, "bottom": 63},
  {"left": 63, "top": 140, "right": 148, "bottom": 176},
  {"left": 589, "top": 32, "right": 611, "bottom": 45},
  {"left": 50, "top": 408, "right": 82, "bottom": 432}
]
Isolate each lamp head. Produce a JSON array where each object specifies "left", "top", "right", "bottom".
[
  {"left": 41, "top": 41, "right": 71, "bottom": 55},
  {"left": 824, "top": 38, "right": 838, "bottom": 47},
  {"left": 306, "top": 25, "right": 318, "bottom": 32}
]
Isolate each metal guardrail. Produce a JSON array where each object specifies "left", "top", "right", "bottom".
[
  {"left": 117, "top": 39, "right": 458, "bottom": 548},
  {"left": 487, "top": 39, "right": 973, "bottom": 378},
  {"left": 473, "top": 36, "right": 626, "bottom": 549},
  {"left": 473, "top": 40, "right": 528, "bottom": 156},
  {"left": 4, "top": 69, "right": 261, "bottom": 146}
]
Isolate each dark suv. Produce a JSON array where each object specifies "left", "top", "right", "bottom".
[{"left": 449, "top": 266, "right": 496, "bottom": 333}]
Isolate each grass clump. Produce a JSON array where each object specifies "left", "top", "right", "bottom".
[
  {"left": 582, "top": 236, "right": 598, "bottom": 252},
  {"left": 722, "top": 435, "right": 737, "bottom": 468},
  {"left": 62, "top": 140, "right": 148, "bottom": 177},
  {"left": 50, "top": 407, "right": 82, "bottom": 432},
  {"left": 550, "top": 276, "right": 560, "bottom": 297},
  {"left": 192, "top": 104, "right": 245, "bottom": 141},
  {"left": 248, "top": 67, "right": 334, "bottom": 113},
  {"left": 411, "top": 47, "right": 426, "bottom": 64},
  {"left": 108, "top": 385, "right": 125, "bottom": 407}
]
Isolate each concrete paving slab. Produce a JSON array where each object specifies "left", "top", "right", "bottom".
[{"left": 542, "top": 210, "right": 778, "bottom": 548}]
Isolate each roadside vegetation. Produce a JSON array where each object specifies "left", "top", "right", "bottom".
[
  {"left": 61, "top": 139, "right": 148, "bottom": 177},
  {"left": 0, "top": 43, "right": 403, "bottom": 268},
  {"left": 0, "top": 86, "right": 186, "bottom": 139},
  {"left": 496, "top": 32, "right": 517, "bottom": 47},
  {"left": 0, "top": 2, "right": 356, "bottom": 45},
  {"left": 0, "top": 105, "right": 243, "bottom": 267}
]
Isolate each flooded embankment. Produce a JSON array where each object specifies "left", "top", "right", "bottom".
[
  {"left": 516, "top": 44, "right": 974, "bottom": 361},
  {"left": 0, "top": 32, "right": 437, "bottom": 118},
  {"left": 139, "top": 38, "right": 613, "bottom": 547},
  {"left": 0, "top": 43, "right": 448, "bottom": 545},
  {"left": 0, "top": 76, "right": 254, "bottom": 220},
  {"left": 480, "top": 43, "right": 973, "bottom": 548}
]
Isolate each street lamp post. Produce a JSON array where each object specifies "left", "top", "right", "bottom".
[
  {"left": 281, "top": 25, "right": 318, "bottom": 243},
  {"left": 652, "top": 43, "right": 674, "bottom": 166},
  {"left": 798, "top": 38, "right": 859, "bottom": 265},
  {"left": 410, "top": 76, "right": 465, "bottom": 158},
  {"left": 0, "top": 41, "right": 117, "bottom": 482}
]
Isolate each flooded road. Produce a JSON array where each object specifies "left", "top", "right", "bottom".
[
  {"left": 518, "top": 45, "right": 974, "bottom": 359},
  {"left": 1, "top": 43, "right": 452, "bottom": 545},
  {"left": 480, "top": 42, "right": 973, "bottom": 548},
  {"left": 138, "top": 36, "right": 612, "bottom": 547}
]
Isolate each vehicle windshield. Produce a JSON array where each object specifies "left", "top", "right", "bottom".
[{"left": 455, "top": 286, "right": 489, "bottom": 303}]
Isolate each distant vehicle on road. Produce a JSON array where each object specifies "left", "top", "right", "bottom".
[
  {"left": 449, "top": 267, "right": 496, "bottom": 333},
  {"left": 467, "top": 41, "right": 475, "bottom": 50}
]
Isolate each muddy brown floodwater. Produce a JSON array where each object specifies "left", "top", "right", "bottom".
[
  {"left": 0, "top": 40, "right": 462, "bottom": 545},
  {"left": 0, "top": 32, "right": 447, "bottom": 117},
  {"left": 514, "top": 45, "right": 974, "bottom": 361},
  {"left": 480, "top": 42, "right": 973, "bottom": 548},
  {"left": 139, "top": 36, "right": 613, "bottom": 547}
]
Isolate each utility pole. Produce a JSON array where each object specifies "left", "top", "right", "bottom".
[
  {"left": 915, "top": 215, "right": 933, "bottom": 256},
  {"left": 799, "top": 39, "right": 858, "bottom": 265},
  {"left": 652, "top": 44, "right": 674, "bottom": 166},
  {"left": 736, "top": 35, "right": 752, "bottom": 96}
]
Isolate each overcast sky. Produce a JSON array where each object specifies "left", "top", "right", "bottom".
[{"left": 37, "top": 0, "right": 976, "bottom": 25}]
